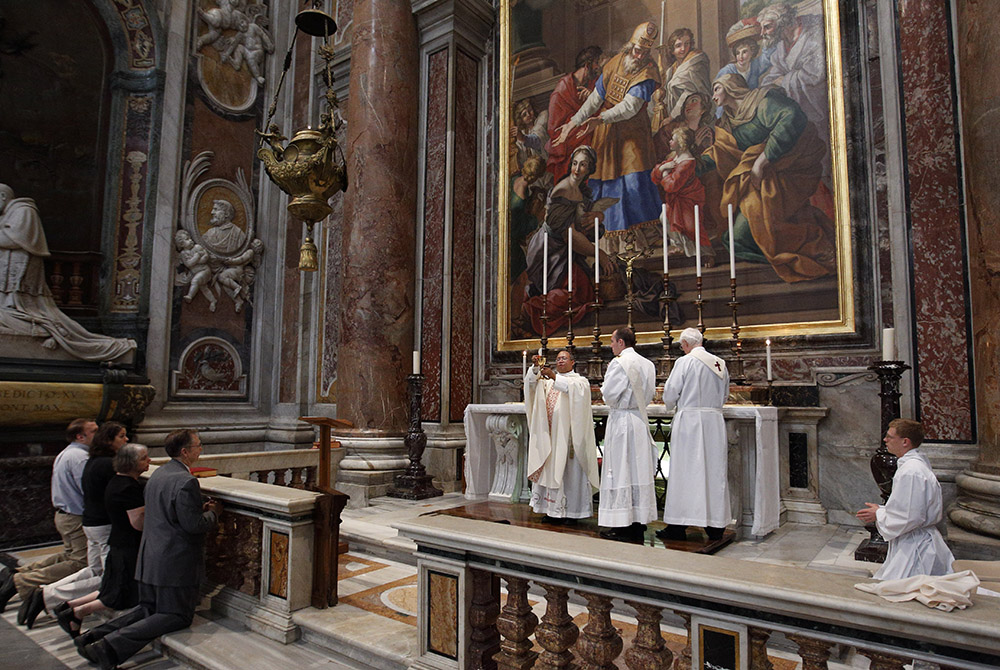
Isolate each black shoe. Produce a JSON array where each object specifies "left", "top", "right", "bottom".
[
  {"left": 22, "top": 588, "right": 46, "bottom": 628},
  {"left": 543, "top": 515, "right": 566, "bottom": 525},
  {"left": 75, "top": 629, "right": 101, "bottom": 662},
  {"left": 55, "top": 602, "right": 82, "bottom": 638},
  {"left": 600, "top": 526, "right": 644, "bottom": 543},
  {"left": 0, "top": 576, "right": 16, "bottom": 613},
  {"left": 85, "top": 639, "right": 119, "bottom": 670},
  {"left": 16, "top": 587, "right": 34, "bottom": 625},
  {"left": 705, "top": 526, "right": 726, "bottom": 541},
  {"left": 655, "top": 525, "right": 688, "bottom": 541}
]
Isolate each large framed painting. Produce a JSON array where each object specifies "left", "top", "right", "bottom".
[{"left": 497, "top": 0, "right": 853, "bottom": 350}]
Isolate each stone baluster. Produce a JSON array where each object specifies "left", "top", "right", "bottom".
[
  {"left": 748, "top": 628, "right": 773, "bottom": 670},
  {"left": 468, "top": 569, "right": 501, "bottom": 670},
  {"left": 577, "top": 593, "right": 623, "bottom": 670},
  {"left": 273, "top": 468, "right": 287, "bottom": 487},
  {"left": 623, "top": 601, "right": 672, "bottom": 670},
  {"left": 304, "top": 466, "right": 317, "bottom": 490},
  {"left": 290, "top": 467, "right": 305, "bottom": 489},
  {"left": 495, "top": 576, "right": 538, "bottom": 670},
  {"left": 535, "top": 584, "right": 579, "bottom": 670},
  {"left": 787, "top": 634, "right": 832, "bottom": 670},
  {"left": 68, "top": 261, "right": 84, "bottom": 305},
  {"left": 252, "top": 469, "right": 267, "bottom": 483},
  {"left": 857, "top": 650, "right": 907, "bottom": 670},
  {"left": 673, "top": 613, "right": 692, "bottom": 670},
  {"left": 50, "top": 262, "right": 65, "bottom": 304}
]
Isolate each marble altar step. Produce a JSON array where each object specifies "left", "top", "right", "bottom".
[{"left": 160, "top": 614, "right": 364, "bottom": 670}]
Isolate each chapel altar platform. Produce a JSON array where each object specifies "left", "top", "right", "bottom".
[{"left": 437, "top": 500, "right": 737, "bottom": 554}]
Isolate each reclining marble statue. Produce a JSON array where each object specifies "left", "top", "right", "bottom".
[{"left": 0, "top": 184, "right": 136, "bottom": 362}]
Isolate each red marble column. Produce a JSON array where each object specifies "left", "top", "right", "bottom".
[
  {"left": 337, "top": 0, "right": 419, "bottom": 485},
  {"left": 950, "top": 0, "right": 1000, "bottom": 539}
]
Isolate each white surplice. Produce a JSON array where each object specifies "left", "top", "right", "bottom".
[
  {"left": 661, "top": 346, "right": 732, "bottom": 528},
  {"left": 524, "top": 368, "right": 599, "bottom": 518},
  {"left": 598, "top": 347, "right": 658, "bottom": 527},
  {"left": 874, "top": 449, "right": 955, "bottom": 581}
]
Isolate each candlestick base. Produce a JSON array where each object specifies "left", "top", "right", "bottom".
[
  {"left": 387, "top": 373, "right": 442, "bottom": 500},
  {"left": 588, "top": 299, "right": 603, "bottom": 381}
]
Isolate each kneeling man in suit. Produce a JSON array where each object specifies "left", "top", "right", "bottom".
[{"left": 79, "top": 429, "right": 221, "bottom": 669}]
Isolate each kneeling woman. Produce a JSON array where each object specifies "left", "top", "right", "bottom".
[{"left": 57, "top": 443, "right": 149, "bottom": 637}]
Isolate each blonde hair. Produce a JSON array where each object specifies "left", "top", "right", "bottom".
[{"left": 672, "top": 127, "right": 696, "bottom": 153}]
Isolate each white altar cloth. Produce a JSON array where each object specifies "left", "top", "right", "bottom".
[{"left": 464, "top": 403, "right": 781, "bottom": 537}]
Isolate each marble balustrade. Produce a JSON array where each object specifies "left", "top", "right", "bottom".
[
  {"left": 150, "top": 447, "right": 346, "bottom": 491},
  {"left": 143, "top": 463, "right": 325, "bottom": 643},
  {"left": 398, "top": 515, "right": 1000, "bottom": 670}
]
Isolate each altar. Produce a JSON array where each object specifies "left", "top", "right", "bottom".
[{"left": 464, "top": 403, "right": 783, "bottom": 538}]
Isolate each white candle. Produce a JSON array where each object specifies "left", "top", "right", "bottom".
[
  {"left": 542, "top": 230, "right": 548, "bottom": 295},
  {"left": 594, "top": 217, "right": 600, "bottom": 284},
  {"left": 766, "top": 339, "right": 772, "bottom": 381},
  {"left": 661, "top": 204, "right": 668, "bottom": 275},
  {"left": 694, "top": 205, "right": 701, "bottom": 277},
  {"left": 413, "top": 350, "right": 421, "bottom": 375},
  {"left": 728, "top": 203, "right": 736, "bottom": 280},
  {"left": 537, "top": 347, "right": 543, "bottom": 359},
  {"left": 883, "top": 328, "right": 896, "bottom": 361},
  {"left": 522, "top": 350, "right": 527, "bottom": 376},
  {"left": 567, "top": 226, "right": 573, "bottom": 292}
]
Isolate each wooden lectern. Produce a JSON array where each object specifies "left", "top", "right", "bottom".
[{"left": 298, "top": 416, "right": 352, "bottom": 608}]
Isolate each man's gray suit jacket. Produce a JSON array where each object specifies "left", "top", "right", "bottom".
[{"left": 136, "top": 458, "right": 217, "bottom": 588}]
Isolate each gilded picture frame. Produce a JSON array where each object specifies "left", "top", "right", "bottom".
[{"left": 496, "top": 0, "right": 854, "bottom": 351}]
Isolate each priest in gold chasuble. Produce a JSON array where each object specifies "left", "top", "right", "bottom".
[{"left": 524, "top": 349, "right": 599, "bottom": 520}]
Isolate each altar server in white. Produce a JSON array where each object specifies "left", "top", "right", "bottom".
[
  {"left": 524, "top": 349, "right": 600, "bottom": 521},
  {"left": 659, "top": 327, "right": 731, "bottom": 542},
  {"left": 598, "top": 327, "right": 658, "bottom": 542},
  {"left": 857, "top": 419, "right": 954, "bottom": 580}
]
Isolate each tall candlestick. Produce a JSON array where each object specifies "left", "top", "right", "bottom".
[
  {"left": 594, "top": 216, "right": 600, "bottom": 284},
  {"left": 728, "top": 203, "right": 736, "bottom": 280},
  {"left": 661, "top": 203, "right": 668, "bottom": 274},
  {"left": 412, "top": 350, "right": 421, "bottom": 375},
  {"left": 882, "top": 328, "right": 896, "bottom": 361},
  {"left": 694, "top": 204, "right": 701, "bottom": 277},
  {"left": 542, "top": 230, "right": 548, "bottom": 295},
  {"left": 522, "top": 350, "right": 527, "bottom": 377},
  {"left": 567, "top": 226, "right": 573, "bottom": 292},
  {"left": 766, "top": 339, "right": 773, "bottom": 381}
]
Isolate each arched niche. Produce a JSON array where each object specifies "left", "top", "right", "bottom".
[{"left": 0, "top": 0, "right": 164, "bottom": 362}]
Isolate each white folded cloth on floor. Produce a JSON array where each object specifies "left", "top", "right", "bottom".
[{"left": 855, "top": 570, "right": 981, "bottom": 611}]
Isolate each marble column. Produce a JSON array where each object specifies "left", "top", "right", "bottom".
[
  {"left": 336, "top": 0, "right": 420, "bottom": 503},
  {"left": 949, "top": 1, "right": 1000, "bottom": 540}
]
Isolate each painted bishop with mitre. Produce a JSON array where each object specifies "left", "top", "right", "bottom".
[{"left": 524, "top": 349, "right": 600, "bottom": 521}]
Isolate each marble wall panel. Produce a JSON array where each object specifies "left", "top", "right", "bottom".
[
  {"left": 449, "top": 51, "right": 479, "bottom": 422},
  {"left": 319, "top": 188, "right": 345, "bottom": 403},
  {"left": 334, "top": 0, "right": 355, "bottom": 49},
  {"left": 427, "top": 570, "right": 459, "bottom": 659},
  {"left": 421, "top": 48, "right": 450, "bottom": 422},
  {"left": 279, "top": 223, "right": 302, "bottom": 403},
  {"left": 816, "top": 378, "right": 883, "bottom": 523},
  {"left": 897, "top": 0, "right": 974, "bottom": 442}
]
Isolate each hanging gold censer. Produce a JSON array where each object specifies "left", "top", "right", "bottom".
[{"left": 256, "top": 3, "right": 347, "bottom": 271}]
